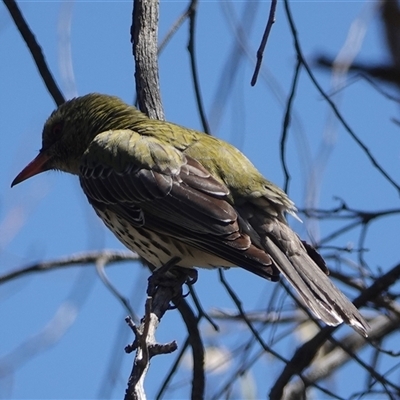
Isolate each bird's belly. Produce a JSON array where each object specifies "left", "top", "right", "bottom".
[{"left": 97, "top": 209, "right": 233, "bottom": 269}]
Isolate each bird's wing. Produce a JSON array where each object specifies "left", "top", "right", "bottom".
[
  {"left": 80, "top": 129, "right": 279, "bottom": 279},
  {"left": 80, "top": 129, "right": 368, "bottom": 335}
]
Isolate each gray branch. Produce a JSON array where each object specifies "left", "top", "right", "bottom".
[{"left": 131, "top": 0, "right": 164, "bottom": 120}]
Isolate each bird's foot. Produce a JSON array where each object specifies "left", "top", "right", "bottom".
[
  {"left": 147, "top": 257, "right": 198, "bottom": 305},
  {"left": 168, "top": 268, "right": 198, "bottom": 309},
  {"left": 147, "top": 256, "right": 181, "bottom": 296}
]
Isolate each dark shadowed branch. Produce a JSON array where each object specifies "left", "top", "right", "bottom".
[
  {"left": 270, "top": 263, "right": 400, "bottom": 400},
  {"left": 174, "top": 299, "right": 205, "bottom": 400},
  {"left": 280, "top": 57, "right": 301, "bottom": 193},
  {"left": 283, "top": 0, "right": 400, "bottom": 195},
  {"left": 186, "top": 0, "right": 210, "bottom": 134},
  {"left": 283, "top": 311, "right": 400, "bottom": 399},
  {"left": 251, "top": 0, "right": 277, "bottom": 86},
  {"left": 3, "top": 0, "right": 65, "bottom": 106}
]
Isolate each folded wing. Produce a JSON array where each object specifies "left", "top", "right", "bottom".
[{"left": 79, "top": 129, "right": 368, "bottom": 335}]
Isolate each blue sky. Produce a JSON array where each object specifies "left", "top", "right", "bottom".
[{"left": 1, "top": 1, "right": 400, "bottom": 399}]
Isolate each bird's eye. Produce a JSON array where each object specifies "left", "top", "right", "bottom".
[{"left": 52, "top": 122, "right": 63, "bottom": 136}]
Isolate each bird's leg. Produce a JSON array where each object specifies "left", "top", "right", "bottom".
[
  {"left": 147, "top": 256, "right": 198, "bottom": 300},
  {"left": 183, "top": 268, "right": 198, "bottom": 285},
  {"left": 167, "top": 268, "right": 198, "bottom": 309},
  {"left": 147, "top": 256, "right": 182, "bottom": 296}
]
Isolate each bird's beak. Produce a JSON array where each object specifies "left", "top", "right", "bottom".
[{"left": 11, "top": 151, "right": 52, "bottom": 187}]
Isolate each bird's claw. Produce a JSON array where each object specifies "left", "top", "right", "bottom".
[{"left": 147, "top": 259, "right": 198, "bottom": 308}]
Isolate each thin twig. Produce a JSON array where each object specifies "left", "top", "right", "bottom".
[
  {"left": 251, "top": 0, "right": 277, "bottom": 86},
  {"left": 283, "top": 0, "right": 400, "bottom": 195},
  {"left": 95, "top": 255, "right": 138, "bottom": 319},
  {"left": 270, "top": 263, "right": 400, "bottom": 399},
  {"left": 158, "top": 6, "right": 190, "bottom": 54},
  {"left": 187, "top": 0, "right": 211, "bottom": 134},
  {"left": 280, "top": 57, "right": 301, "bottom": 193},
  {"left": 3, "top": 0, "right": 65, "bottom": 106},
  {"left": 0, "top": 250, "right": 139, "bottom": 285},
  {"left": 285, "top": 313, "right": 400, "bottom": 399},
  {"left": 174, "top": 298, "right": 205, "bottom": 400},
  {"left": 209, "top": 1, "right": 257, "bottom": 133},
  {"left": 188, "top": 284, "right": 219, "bottom": 331},
  {"left": 218, "top": 269, "right": 288, "bottom": 364},
  {"left": 155, "top": 334, "right": 191, "bottom": 399}
]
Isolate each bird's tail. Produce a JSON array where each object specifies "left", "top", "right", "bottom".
[{"left": 262, "top": 221, "right": 369, "bottom": 336}]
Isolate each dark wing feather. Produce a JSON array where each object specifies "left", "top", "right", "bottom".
[
  {"left": 80, "top": 130, "right": 368, "bottom": 335},
  {"left": 79, "top": 136, "right": 279, "bottom": 279}
]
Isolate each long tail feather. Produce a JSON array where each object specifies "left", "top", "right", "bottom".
[{"left": 263, "top": 222, "right": 369, "bottom": 336}]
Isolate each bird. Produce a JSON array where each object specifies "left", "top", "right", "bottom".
[{"left": 12, "top": 93, "right": 369, "bottom": 336}]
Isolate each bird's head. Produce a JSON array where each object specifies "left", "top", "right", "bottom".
[{"left": 11, "top": 93, "right": 146, "bottom": 187}]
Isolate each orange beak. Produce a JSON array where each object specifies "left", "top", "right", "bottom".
[{"left": 11, "top": 152, "right": 52, "bottom": 187}]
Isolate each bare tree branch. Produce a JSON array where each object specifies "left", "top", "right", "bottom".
[
  {"left": 284, "top": 311, "right": 400, "bottom": 399},
  {"left": 218, "top": 269, "right": 289, "bottom": 364},
  {"left": 0, "top": 250, "right": 139, "bottom": 285},
  {"left": 158, "top": 5, "right": 189, "bottom": 54},
  {"left": 5, "top": 1, "right": 400, "bottom": 399},
  {"left": 251, "top": 0, "right": 277, "bottom": 86},
  {"left": 131, "top": 0, "right": 164, "bottom": 119},
  {"left": 3, "top": 0, "right": 65, "bottom": 106},
  {"left": 174, "top": 299, "right": 205, "bottom": 400},
  {"left": 280, "top": 57, "right": 301, "bottom": 193},
  {"left": 124, "top": 294, "right": 179, "bottom": 400},
  {"left": 283, "top": 0, "right": 400, "bottom": 195},
  {"left": 270, "top": 263, "right": 400, "bottom": 400},
  {"left": 186, "top": 0, "right": 210, "bottom": 134},
  {"left": 128, "top": 2, "right": 206, "bottom": 398}
]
